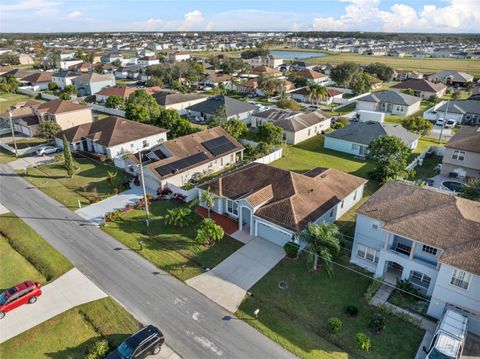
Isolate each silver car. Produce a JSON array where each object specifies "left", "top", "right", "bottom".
[{"left": 36, "top": 145, "right": 61, "bottom": 156}]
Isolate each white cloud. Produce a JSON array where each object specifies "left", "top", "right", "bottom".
[
  {"left": 0, "top": 0, "right": 60, "bottom": 12},
  {"left": 313, "top": 0, "right": 480, "bottom": 33},
  {"left": 132, "top": 10, "right": 211, "bottom": 31},
  {"left": 68, "top": 10, "right": 82, "bottom": 19}
]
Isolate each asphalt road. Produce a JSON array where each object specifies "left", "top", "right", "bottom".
[{"left": 0, "top": 165, "right": 296, "bottom": 359}]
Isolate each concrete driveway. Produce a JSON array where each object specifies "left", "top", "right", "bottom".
[
  {"left": 430, "top": 125, "right": 453, "bottom": 141},
  {"left": 8, "top": 153, "right": 57, "bottom": 171},
  {"left": 0, "top": 268, "right": 107, "bottom": 343},
  {"left": 187, "top": 238, "right": 285, "bottom": 313}
]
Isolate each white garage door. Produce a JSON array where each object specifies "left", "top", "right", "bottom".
[{"left": 256, "top": 222, "right": 292, "bottom": 247}]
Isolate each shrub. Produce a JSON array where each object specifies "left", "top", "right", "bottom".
[
  {"left": 164, "top": 207, "right": 192, "bottom": 228},
  {"left": 356, "top": 332, "right": 372, "bottom": 351},
  {"left": 328, "top": 317, "right": 342, "bottom": 334},
  {"left": 84, "top": 339, "right": 110, "bottom": 359},
  {"left": 283, "top": 242, "right": 300, "bottom": 258},
  {"left": 396, "top": 278, "right": 418, "bottom": 296},
  {"left": 345, "top": 305, "right": 359, "bottom": 317},
  {"left": 368, "top": 313, "right": 386, "bottom": 334}
]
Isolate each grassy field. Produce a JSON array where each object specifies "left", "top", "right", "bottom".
[
  {"left": 21, "top": 158, "right": 128, "bottom": 209},
  {"left": 0, "top": 214, "right": 73, "bottom": 282},
  {"left": 0, "top": 93, "right": 39, "bottom": 113},
  {"left": 237, "top": 256, "right": 424, "bottom": 359},
  {"left": 102, "top": 200, "right": 243, "bottom": 281},
  {"left": 0, "top": 147, "right": 17, "bottom": 163},
  {"left": 304, "top": 53, "right": 480, "bottom": 76},
  {"left": 0, "top": 297, "right": 140, "bottom": 359},
  {"left": 4, "top": 137, "right": 47, "bottom": 149}
]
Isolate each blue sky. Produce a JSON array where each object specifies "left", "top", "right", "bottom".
[{"left": 0, "top": 0, "right": 479, "bottom": 33}]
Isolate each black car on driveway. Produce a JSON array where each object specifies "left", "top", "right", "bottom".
[{"left": 107, "top": 325, "right": 164, "bottom": 359}]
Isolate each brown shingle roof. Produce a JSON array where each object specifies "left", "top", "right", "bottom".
[
  {"left": 253, "top": 66, "right": 281, "bottom": 76},
  {"left": 445, "top": 126, "right": 480, "bottom": 153},
  {"left": 21, "top": 72, "right": 52, "bottom": 83},
  {"left": 95, "top": 86, "right": 137, "bottom": 99},
  {"left": 201, "top": 164, "right": 366, "bottom": 232},
  {"left": 297, "top": 69, "right": 327, "bottom": 79},
  {"left": 56, "top": 116, "right": 167, "bottom": 147},
  {"left": 391, "top": 79, "right": 446, "bottom": 92},
  {"left": 357, "top": 181, "right": 480, "bottom": 275},
  {"left": 37, "top": 100, "right": 89, "bottom": 115}
]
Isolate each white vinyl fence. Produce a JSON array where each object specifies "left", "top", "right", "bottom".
[
  {"left": 406, "top": 145, "right": 444, "bottom": 171},
  {"left": 90, "top": 104, "right": 126, "bottom": 117},
  {"left": 254, "top": 147, "right": 283, "bottom": 164},
  {"left": 0, "top": 141, "right": 44, "bottom": 156},
  {"left": 166, "top": 183, "right": 199, "bottom": 202}
]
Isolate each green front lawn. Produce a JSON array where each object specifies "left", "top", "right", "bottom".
[
  {"left": 0, "top": 297, "right": 139, "bottom": 359},
  {"left": 6, "top": 137, "right": 48, "bottom": 149},
  {"left": 388, "top": 290, "right": 428, "bottom": 316},
  {"left": 102, "top": 200, "right": 243, "bottom": 281},
  {"left": 0, "top": 93, "right": 35, "bottom": 113},
  {"left": 0, "top": 147, "right": 17, "bottom": 163},
  {"left": 21, "top": 158, "right": 128, "bottom": 209},
  {"left": 237, "top": 256, "right": 424, "bottom": 359}
]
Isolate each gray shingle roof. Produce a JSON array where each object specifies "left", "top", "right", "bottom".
[
  {"left": 153, "top": 91, "right": 206, "bottom": 106},
  {"left": 324, "top": 121, "right": 419, "bottom": 146},
  {"left": 427, "top": 70, "right": 474, "bottom": 83},
  {"left": 276, "top": 111, "right": 330, "bottom": 132},
  {"left": 436, "top": 100, "right": 480, "bottom": 115},
  {"left": 357, "top": 90, "right": 421, "bottom": 106},
  {"left": 186, "top": 96, "right": 256, "bottom": 117}
]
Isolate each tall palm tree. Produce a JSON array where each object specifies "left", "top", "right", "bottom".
[
  {"left": 200, "top": 187, "right": 216, "bottom": 218},
  {"left": 300, "top": 223, "right": 342, "bottom": 276},
  {"left": 307, "top": 83, "right": 329, "bottom": 105}
]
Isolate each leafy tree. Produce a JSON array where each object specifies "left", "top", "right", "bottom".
[
  {"left": 257, "top": 74, "right": 284, "bottom": 97},
  {"left": 0, "top": 75, "right": 20, "bottom": 94},
  {"left": 428, "top": 94, "right": 439, "bottom": 104},
  {"left": 195, "top": 218, "right": 224, "bottom": 246},
  {"left": 147, "top": 76, "right": 163, "bottom": 87},
  {"left": 105, "top": 95, "right": 124, "bottom": 109},
  {"left": 465, "top": 81, "right": 474, "bottom": 94},
  {"left": 277, "top": 97, "right": 303, "bottom": 111},
  {"left": 112, "top": 59, "right": 122, "bottom": 67},
  {"left": 63, "top": 84, "right": 77, "bottom": 95},
  {"left": 48, "top": 82, "right": 58, "bottom": 91},
  {"left": 330, "top": 62, "right": 362, "bottom": 88},
  {"left": 401, "top": 115, "right": 433, "bottom": 135},
  {"left": 37, "top": 120, "right": 61, "bottom": 142},
  {"left": 155, "top": 108, "right": 196, "bottom": 138},
  {"left": 402, "top": 88, "right": 415, "bottom": 96},
  {"left": 200, "top": 187, "right": 216, "bottom": 218},
  {"left": 307, "top": 83, "right": 328, "bottom": 104},
  {"left": 258, "top": 123, "right": 283, "bottom": 145},
  {"left": 211, "top": 83, "right": 227, "bottom": 96},
  {"left": 367, "top": 135, "right": 413, "bottom": 182},
  {"left": 460, "top": 179, "right": 480, "bottom": 201},
  {"left": 364, "top": 62, "right": 394, "bottom": 81},
  {"left": 240, "top": 46, "right": 270, "bottom": 59},
  {"left": 125, "top": 89, "right": 160, "bottom": 123},
  {"left": 221, "top": 118, "right": 247, "bottom": 139},
  {"left": 451, "top": 91, "right": 460, "bottom": 100},
  {"left": 255, "top": 141, "right": 271, "bottom": 158},
  {"left": 243, "top": 143, "right": 256, "bottom": 160},
  {"left": 62, "top": 135, "right": 75, "bottom": 177},
  {"left": 221, "top": 57, "right": 250, "bottom": 75},
  {"left": 300, "top": 223, "right": 342, "bottom": 275},
  {"left": 59, "top": 93, "right": 70, "bottom": 100},
  {"left": 164, "top": 207, "right": 192, "bottom": 227},
  {"left": 287, "top": 72, "right": 308, "bottom": 88},
  {"left": 351, "top": 73, "right": 380, "bottom": 94}
]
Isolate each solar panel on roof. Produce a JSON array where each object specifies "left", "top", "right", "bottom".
[
  {"left": 202, "top": 136, "right": 237, "bottom": 156},
  {"left": 155, "top": 152, "right": 209, "bottom": 177}
]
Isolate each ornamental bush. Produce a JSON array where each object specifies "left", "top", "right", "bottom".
[
  {"left": 283, "top": 242, "right": 300, "bottom": 258},
  {"left": 368, "top": 312, "right": 386, "bottom": 334},
  {"left": 345, "top": 305, "right": 359, "bottom": 317},
  {"left": 356, "top": 332, "right": 372, "bottom": 351},
  {"left": 327, "top": 317, "right": 342, "bottom": 334}
]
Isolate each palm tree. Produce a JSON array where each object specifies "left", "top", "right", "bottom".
[
  {"left": 258, "top": 74, "right": 283, "bottom": 97},
  {"left": 200, "top": 187, "right": 216, "bottom": 218},
  {"left": 300, "top": 223, "right": 342, "bottom": 276},
  {"left": 307, "top": 83, "right": 329, "bottom": 105}
]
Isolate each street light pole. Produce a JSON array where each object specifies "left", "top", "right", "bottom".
[
  {"left": 138, "top": 148, "right": 150, "bottom": 226},
  {"left": 8, "top": 109, "right": 18, "bottom": 158},
  {"left": 438, "top": 99, "right": 449, "bottom": 144}
]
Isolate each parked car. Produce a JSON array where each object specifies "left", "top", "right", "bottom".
[
  {"left": 0, "top": 280, "right": 42, "bottom": 319},
  {"left": 36, "top": 145, "right": 60, "bottom": 156},
  {"left": 444, "top": 119, "right": 457, "bottom": 128},
  {"left": 435, "top": 118, "right": 445, "bottom": 127},
  {"left": 306, "top": 105, "right": 320, "bottom": 111},
  {"left": 107, "top": 325, "right": 164, "bottom": 359}
]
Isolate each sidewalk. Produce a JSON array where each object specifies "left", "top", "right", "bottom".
[{"left": 0, "top": 268, "right": 107, "bottom": 344}]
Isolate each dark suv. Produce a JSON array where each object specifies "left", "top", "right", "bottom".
[{"left": 107, "top": 325, "right": 164, "bottom": 359}]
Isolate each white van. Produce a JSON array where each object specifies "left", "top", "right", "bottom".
[{"left": 424, "top": 310, "right": 468, "bottom": 359}]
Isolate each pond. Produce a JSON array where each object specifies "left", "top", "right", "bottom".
[
  {"left": 270, "top": 50, "right": 328, "bottom": 60},
  {"left": 442, "top": 180, "right": 463, "bottom": 192}
]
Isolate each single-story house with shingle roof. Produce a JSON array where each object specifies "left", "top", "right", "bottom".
[
  {"left": 251, "top": 108, "right": 331, "bottom": 144},
  {"left": 152, "top": 91, "right": 207, "bottom": 115},
  {"left": 427, "top": 70, "right": 474, "bottom": 86},
  {"left": 390, "top": 79, "right": 447, "bottom": 99},
  {"left": 356, "top": 90, "right": 421, "bottom": 116},
  {"left": 186, "top": 95, "right": 256, "bottom": 123},
  {"left": 434, "top": 100, "right": 480, "bottom": 125},
  {"left": 199, "top": 163, "right": 367, "bottom": 246},
  {"left": 350, "top": 181, "right": 480, "bottom": 334},
  {"left": 20, "top": 72, "right": 52, "bottom": 90},
  {"left": 289, "top": 86, "right": 343, "bottom": 104},
  {"left": 324, "top": 121, "right": 419, "bottom": 156}
]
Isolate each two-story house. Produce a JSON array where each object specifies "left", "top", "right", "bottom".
[
  {"left": 440, "top": 126, "right": 480, "bottom": 179},
  {"left": 72, "top": 73, "right": 116, "bottom": 96},
  {"left": 51, "top": 71, "right": 79, "bottom": 90},
  {"left": 356, "top": 91, "right": 421, "bottom": 116},
  {"left": 350, "top": 181, "right": 480, "bottom": 335}
]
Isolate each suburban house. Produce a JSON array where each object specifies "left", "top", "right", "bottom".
[
  {"left": 393, "top": 70, "right": 424, "bottom": 81},
  {"left": 168, "top": 52, "right": 191, "bottom": 63},
  {"left": 295, "top": 68, "right": 330, "bottom": 84},
  {"left": 152, "top": 91, "right": 207, "bottom": 115},
  {"left": 114, "top": 65, "right": 143, "bottom": 79},
  {"left": 242, "top": 55, "right": 283, "bottom": 69},
  {"left": 137, "top": 56, "right": 160, "bottom": 66},
  {"left": 324, "top": 121, "right": 419, "bottom": 157},
  {"left": 141, "top": 127, "right": 244, "bottom": 190},
  {"left": 0, "top": 100, "right": 43, "bottom": 137},
  {"left": 356, "top": 90, "right": 422, "bottom": 116},
  {"left": 101, "top": 52, "right": 123, "bottom": 64},
  {"left": 390, "top": 79, "right": 447, "bottom": 99},
  {"left": 203, "top": 73, "right": 232, "bottom": 88},
  {"left": 252, "top": 65, "right": 283, "bottom": 78},
  {"left": 236, "top": 79, "right": 294, "bottom": 96},
  {"left": 440, "top": 126, "right": 480, "bottom": 179},
  {"left": 55, "top": 116, "right": 167, "bottom": 168},
  {"left": 434, "top": 100, "right": 480, "bottom": 125},
  {"left": 428, "top": 70, "right": 474, "bottom": 86},
  {"left": 350, "top": 181, "right": 480, "bottom": 335},
  {"left": 20, "top": 72, "right": 52, "bottom": 90},
  {"left": 251, "top": 108, "right": 331, "bottom": 144},
  {"left": 72, "top": 73, "right": 116, "bottom": 96},
  {"left": 95, "top": 86, "right": 137, "bottom": 103},
  {"left": 289, "top": 86, "right": 343, "bottom": 104},
  {"left": 186, "top": 95, "right": 256, "bottom": 123},
  {"left": 198, "top": 163, "right": 367, "bottom": 247},
  {"left": 51, "top": 71, "right": 79, "bottom": 90}
]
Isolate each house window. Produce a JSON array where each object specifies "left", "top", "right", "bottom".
[
  {"left": 142, "top": 140, "right": 148, "bottom": 148},
  {"left": 452, "top": 150, "right": 465, "bottom": 161},
  {"left": 372, "top": 222, "right": 379, "bottom": 230},
  {"left": 226, "top": 199, "right": 238, "bottom": 216},
  {"left": 422, "top": 245, "right": 438, "bottom": 256},
  {"left": 410, "top": 271, "right": 431, "bottom": 288},
  {"left": 308, "top": 129, "right": 311, "bottom": 136},
  {"left": 395, "top": 242, "right": 412, "bottom": 255},
  {"left": 353, "top": 190, "right": 358, "bottom": 200},
  {"left": 340, "top": 200, "right": 344, "bottom": 209},
  {"left": 450, "top": 269, "right": 471, "bottom": 290},
  {"left": 357, "top": 245, "right": 379, "bottom": 263}
]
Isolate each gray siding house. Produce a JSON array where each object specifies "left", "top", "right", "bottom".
[
  {"left": 350, "top": 181, "right": 480, "bottom": 335},
  {"left": 356, "top": 91, "right": 421, "bottom": 116},
  {"left": 72, "top": 73, "right": 116, "bottom": 96},
  {"left": 440, "top": 126, "right": 480, "bottom": 179},
  {"left": 186, "top": 96, "right": 256, "bottom": 124}
]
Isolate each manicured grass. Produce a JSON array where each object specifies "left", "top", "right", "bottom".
[
  {"left": 6, "top": 137, "right": 47, "bottom": 149},
  {"left": 305, "top": 53, "right": 480, "bottom": 76},
  {"left": 0, "top": 147, "right": 17, "bottom": 163},
  {"left": 21, "top": 158, "right": 128, "bottom": 209},
  {"left": 237, "top": 256, "right": 424, "bottom": 359},
  {"left": 388, "top": 290, "right": 428, "bottom": 316},
  {"left": 0, "top": 297, "right": 140, "bottom": 359},
  {"left": 272, "top": 135, "right": 375, "bottom": 179},
  {"left": 0, "top": 214, "right": 73, "bottom": 282},
  {"left": 0, "top": 93, "right": 35, "bottom": 113},
  {"left": 0, "top": 236, "right": 45, "bottom": 289},
  {"left": 102, "top": 200, "right": 243, "bottom": 281},
  {"left": 413, "top": 156, "right": 442, "bottom": 180},
  {"left": 334, "top": 102, "right": 356, "bottom": 114}
]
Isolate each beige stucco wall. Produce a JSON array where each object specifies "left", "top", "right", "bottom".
[
  {"left": 441, "top": 147, "right": 480, "bottom": 178},
  {"left": 286, "top": 118, "right": 331, "bottom": 145},
  {"left": 51, "top": 108, "right": 93, "bottom": 130}
]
